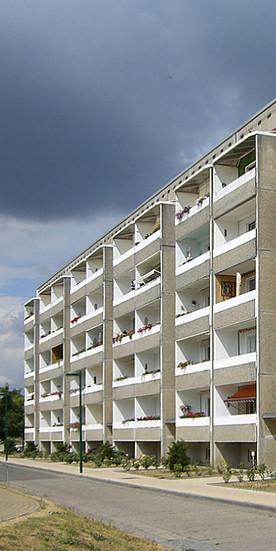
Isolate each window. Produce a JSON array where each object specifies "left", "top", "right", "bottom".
[
  {"left": 247, "top": 334, "right": 256, "bottom": 353},
  {"left": 246, "top": 401, "right": 256, "bottom": 414},
  {"left": 246, "top": 276, "right": 256, "bottom": 292}
]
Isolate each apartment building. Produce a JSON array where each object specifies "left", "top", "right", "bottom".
[{"left": 24, "top": 100, "right": 276, "bottom": 467}]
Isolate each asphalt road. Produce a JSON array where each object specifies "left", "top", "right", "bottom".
[{"left": 1, "top": 463, "right": 275, "bottom": 551}]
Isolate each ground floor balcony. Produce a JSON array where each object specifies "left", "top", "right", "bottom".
[
  {"left": 176, "top": 424, "right": 210, "bottom": 442},
  {"left": 39, "top": 426, "right": 64, "bottom": 441}
]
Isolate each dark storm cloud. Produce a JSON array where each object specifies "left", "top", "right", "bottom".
[{"left": 1, "top": 0, "right": 276, "bottom": 220}]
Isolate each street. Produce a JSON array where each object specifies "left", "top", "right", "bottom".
[{"left": 0, "top": 463, "right": 275, "bottom": 551}]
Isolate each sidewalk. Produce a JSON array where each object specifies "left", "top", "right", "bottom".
[{"left": 5, "top": 457, "right": 276, "bottom": 512}]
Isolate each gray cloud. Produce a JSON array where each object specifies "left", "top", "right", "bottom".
[{"left": 1, "top": 0, "right": 276, "bottom": 221}]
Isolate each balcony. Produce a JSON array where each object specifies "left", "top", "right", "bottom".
[
  {"left": 214, "top": 228, "right": 256, "bottom": 259},
  {"left": 71, "top": 261, "right": 86, "bottom": 290},
  {"left": 24, "top": 358, "right": 34, "bottom": 378},
  {"left": 134, "top": 268, "right": 161, "bottom": 289},
  {"left": 176, "top": 359, "right": 210, "bottom": 376},
  {"left": 113, "top": 223, "right": 135, "bottom": 264},
  {"left": 175, "top": 166, "right": 211, "bottom": 226},
  {"left": 214, "top": 383, "right": 257, "bottom": 427},
  {"left": 135, "top": 228, "right": 161, "bottom": 253},
  {"left": 113, "top": 322, "right": 161, "bottom": 346},
  {"left": 176, "top": 306, "right": 210, "bottom": 327},
  {"left": 176, "top": 334, "right": 210, "bottom": 372},
  {"left": 85, "top": 365, "right": 103, "bottom": 392},
  {"left": 214, "top": 167, "right": 255, "bottom": 202},
  {"left": 175, "top": 196, "right": 210, "bottom": 225},
  {"left": 214, "top": 289, "right": 256, "bottom": 314},
  {"left": 176, "top": 388, "right": 210, "bottom": 428},
  {"left": 215, "top": 321, "right": 256, "bottom": 369},
  {"left": 24, "top": 311, "right": 34, "bottom": 324},
  {"left": 176, "top": 225, "right": 210, "bottom": 277}
]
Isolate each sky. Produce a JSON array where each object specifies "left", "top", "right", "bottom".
[{"left": 1, "top": 0, "right": 276, "bottom": 389}]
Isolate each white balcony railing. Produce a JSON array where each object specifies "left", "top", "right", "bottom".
[
  {"left": 176, "top": 416, "right": 210, "bottom": 427},
  {"left": 214, "top": 414, "right": 257, "bottom": 426},
  {"left": 175, "top": 306, "right": 210, "bottom": 326},
  {"left": 214, "top": 352, "right": 256, "bottom": 370},
  {"left": 213, "top": 228, "right": 256, "bottom": 258},
  {"left": 214, "top": 168, "right": 255, "bottom": 202},
  {"left": 175, "top": 360, "right": 211, "bottom": 376},
  {"left": 176, "top": 251, "right": 210, "bottom": 276},
  {"left": 214, "top": 289, "right": 256, "bottom": 314}
]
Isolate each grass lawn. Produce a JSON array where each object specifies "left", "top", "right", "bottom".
[
  {"left": 123, "top": 467, "right": 214, "bottom": 479},
  {"left": 0, "top": 499, "right": 170, "bottom": 551},
  {"left": 228, "top": 479, "right": 276, "bottom": 492}
]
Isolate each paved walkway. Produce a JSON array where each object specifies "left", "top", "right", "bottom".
[
  {"left": 0, "top": 485, "right": 40, "bottom": 523},
  {"left": 1, "top": 457, "right": 275, "bottom": 516}
]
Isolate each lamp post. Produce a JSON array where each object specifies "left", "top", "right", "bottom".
[
  {"left": 0, "top": 389, "right": 8, "bottom": 461},
  {"left": 66, "top": 371, "right": 83, "bottom": 474}
]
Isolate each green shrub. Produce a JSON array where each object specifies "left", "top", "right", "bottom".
[
  {"left": 112, "top": 450, "right": 127, "bottom": 465},
  {"left": 174, "top": 463, "right": 183, "bottom": 478},
  {"left": 140, "top": 455, "right": 152, "bottom": 470},
  {"left": 258, "top": 463, "right": 266, "bottom": 481},
  {"left": 122, "top": 458, "right": 131, "bottom": 471},
  {"left": 131, "top": 459, "right": 140, "bottom": 470},
  {"left": 139, "top": 455, "right": 158, "bottom": 470},
  {"left": 23, "top": 441, "right": 40, "bottom": 458},
  {"left": 6, "top": 437, "right": 16, "bottom": 454},
  {"left": 247, "top": 467, "right": 256, "bottom": 481},
  {"left": 222, "top": 470, "right": 232, "bottom": 483},
  {"left": 235, "top": 462, "right": 245, "bottom": 482},
  {"left": 167, "top": 440, "right": 190, "bottom": 472}
]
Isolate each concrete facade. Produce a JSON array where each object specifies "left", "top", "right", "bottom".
[{"left": 24, "top": 99, "right": 276, "bottom": 467}]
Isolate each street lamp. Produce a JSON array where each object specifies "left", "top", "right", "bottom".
[
  {"left": 66, "top": 371, "right": 83, "bottom": 474},
  {"left": 0, "top": 389, "right": 8, "bottom": 461}
]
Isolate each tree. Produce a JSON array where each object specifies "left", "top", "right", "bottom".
[
  {"left": 167, "top": 440, "right": 190, "bottom": 471},
  {"left": 0, "top": 386, "right": 24, "bottom": 442}
]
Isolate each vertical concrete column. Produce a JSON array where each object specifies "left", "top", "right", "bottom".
[
  {"left": 256, "top": 135, "right": 276, "bottom": 467},
  {"left": 33, "top": 298, "right": 40, "bottom": 448},
  {"left": 160, "top": 202, "right": 176, "bottom": 458},
  {"left": 209, "top": 167, "right": 216, "bottom": 466},
  {"left": 63, "top": 276, "right": 71, "bottom": 446},
  {"left": 103, "top": 246, "right": 114, "bottom": 443}
]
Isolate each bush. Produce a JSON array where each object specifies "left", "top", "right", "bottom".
[
  {"left": 217, "top": 461, "right": 232, "bottom": 483},
  {"left": 122, "top": 458, "right": 131, "bottom": 471},
  {"left": 174, "top": 463, "right": 183, "bottom": 478},
  {"left": 167, "top": 440, "right": 190, "bottom": 472},
  {"left": 131, "top": 459, "right": 140, "bottom": 470},
  {"left": 23, "top": 441, "right": 40, "bottom": 458},
  {"left": 235, "top": 462, "right": 245, "bottom": 482},
  {"left": 6, "top": 437, "right": 16, "bottom": 454},
  {"left": 258, "top": 463, "right": 266, "bottom": 481},
  {"left": 222, "top": 470, "right": 232, "bottom": 483},
  {"left": 140, "top": 455, "right": 153, "bottom": 470},
  {"left": 50, "top": 443, "right": 71, "bottom": 462},
  {"left": 247, "top": 467, "right": 256, "bottom": 481},
  {"left": 91, "top": 442, "right": 127, "bottom": 467}
]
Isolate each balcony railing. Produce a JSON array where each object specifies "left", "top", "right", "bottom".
[{"left": 134, "top": 269, "right": 161, "bottom": 289}]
